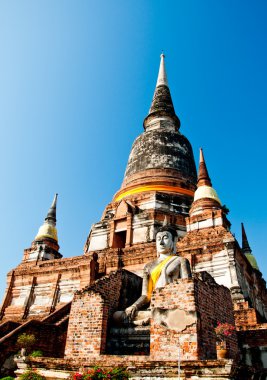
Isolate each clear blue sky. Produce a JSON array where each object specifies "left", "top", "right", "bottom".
[{"left": 0, "top": 1, "right": 267, "bottom": 300}]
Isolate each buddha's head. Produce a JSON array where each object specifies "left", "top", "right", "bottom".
[{"left": 156, "top": 225, "right": 177, "bottom": 256}]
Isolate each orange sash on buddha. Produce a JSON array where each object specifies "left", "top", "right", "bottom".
[{"left": 147, "top": 255, "right": 175, "bottom": 298}]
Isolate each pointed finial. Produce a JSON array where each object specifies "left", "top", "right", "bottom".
[
  {"left": 156, "top": 53, "right": 169, "bottom": 87},
  {"left": 241, "top": 223, "right": 259, "bottom": 270},
  {"left": 45, "top": 193, "right": 58, "bottom": 225},
  {"left": 143, "top": 54, "right": 180, "bottom": 130},
  {"left": 50, "top": 193, "right": 58, "bottom": 210},
  {"left": 199, "top": 148, "right": 204, "bottom": 163},
  {"left": 197, "top": 148, "right": 212, "bottom": 187},
  {"left": 241, "top": 223, "right": 252, "bottom": 254}
]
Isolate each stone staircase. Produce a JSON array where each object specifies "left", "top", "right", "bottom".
[
  {"left": 0, "top": 302, "right": 72, "bottom": 376},
  {"left": 0, "top": 320, "right": 21, "bottom": 339}
]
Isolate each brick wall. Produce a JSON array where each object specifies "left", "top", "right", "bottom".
[
  {"left": 65, "top": 270, "right": 239, "bottom": 362},
  {"left": 234, "top": 301, "right": 259, "bottom": 329},
  {"left": 150, "top": 273, "right": 238, "bottom": 361},
  {"left": 239, "top": 328, "right": 267, "bottom": 347},
  {"left": 64, "top": 271, "right": 124, "bottom": 359},
  {"left": 150, "top": 278, "right": 198, "bottom": 361},
  {"left": 194, "top": 272, "right": 238, "bottom": 359},
  {"left": 1, "top": 255, "right": 91, "bottom": 322}
]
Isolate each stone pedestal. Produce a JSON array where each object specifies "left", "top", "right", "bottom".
[
  {"left": 106, "top": 326, "right": 150, "bottom": 355},
  {"left": 64, "top": 270, "right": 238, "bottom": 362}
]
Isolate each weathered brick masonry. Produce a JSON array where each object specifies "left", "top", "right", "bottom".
[
  {"left": 65, "top": 270, "right": 238, "bottom": 363},
  {"left": 65, "top": 272, "right": 121, "bottom": 358},
  {"left": 150, "top": 272, "right": 238, "bottom": 361},
  {"left": 65, "top": 270, "right": 142, "bottom": 358},
  {"left": 1, "top": 54, "right": 267, "bottom": 379}
]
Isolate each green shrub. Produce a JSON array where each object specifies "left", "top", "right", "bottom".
[
  {"left": 0, "top": 376, "right": 15, "bottom": 380},
  {"left": 19, "top": 370, "right": 46, "bottom": 380},
  {"left": 17, "top": 334, "right": 36, "bottom": 355},
  {"left": 29, "top": 350, "right": 43, "bottom": 358}
]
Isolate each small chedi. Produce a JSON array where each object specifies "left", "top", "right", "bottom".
[{"left": 0, "top": 54, "right": 267, "bottom": 379}]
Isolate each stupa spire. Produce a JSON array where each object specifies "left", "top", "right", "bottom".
[
  {"left": 241, "top": 223, "right": 259, "bottom": 270},
  {"left": 191, "top": 148, "right": 221, "bottom": 207},
  {"left": 45, "top": 193, "right": 58, "bottom": 226},
  {"left": 197, "top": 148, "right": 212, "bottom": 187},
  {"left": 241, "top": 222, "right": 252, "bottom": 254},
  {"left": 143, "top": 54, "right": 180, "bottom": 130},
  {"left": 35, "top": 194, "right": 58, "bottom": 242},
  {"left": 156, "top": 53, "right": 169, "bottom": 87},
  {"left": 187, "top": 149, "right": 229, "bottom": 230}
]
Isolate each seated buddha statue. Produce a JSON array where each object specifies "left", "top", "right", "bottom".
[{"left": 113, "top": 224, "right": 192, "bottom": 326}]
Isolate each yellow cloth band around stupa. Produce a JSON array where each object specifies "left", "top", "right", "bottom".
[{"left": 114, "top": 185, "right": 194, "bottom": 202}]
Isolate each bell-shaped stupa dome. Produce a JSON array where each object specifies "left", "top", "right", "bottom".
[
  {"left": 35, "top": 194, "right": 58, "bottom": 242},
  {"left": 114, "top": 54, "right": 197, "bottom": 202}
]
